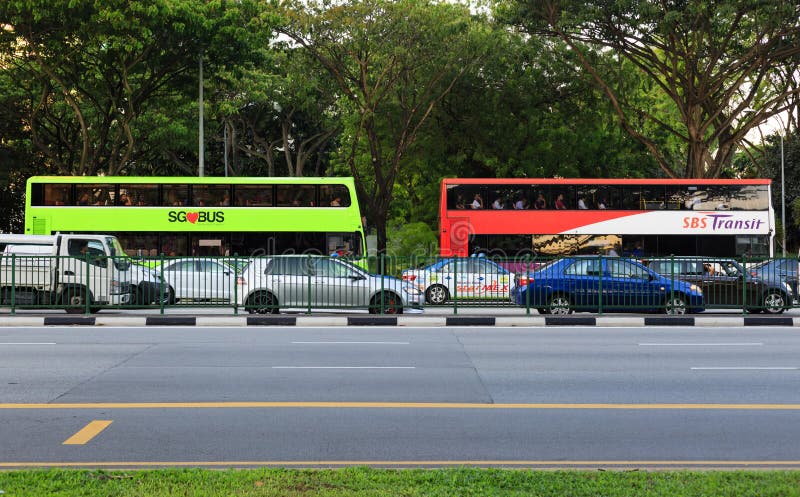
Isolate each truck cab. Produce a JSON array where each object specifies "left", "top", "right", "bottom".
[{"left": 0, "top": 234, "right": 132, "bottom": 313}]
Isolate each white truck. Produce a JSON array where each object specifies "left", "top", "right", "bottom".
[{"left": 0, "top": 234, "right": 134, "bottom": 313}]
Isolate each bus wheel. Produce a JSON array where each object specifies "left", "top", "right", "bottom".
[
  {"left": 547, "top": 294, "right": 572, "bottom": 315},
  {"left": 425, "top": 284, "right": 449, "bottom": 305},
  {"left": 663, "top": 295, "right": 687, "bottom": 315},
  {"left": 62, "top": 288, "right": 88, "bottom": 314},
  {"left": 762, "top": 291, "right": 787, "bottom": 314},
  {"left": 247, "top": 291, "right": 278, "bottom": 314},
  {"left": 370, "top": 292, "right": 403, "bottom": 314}
]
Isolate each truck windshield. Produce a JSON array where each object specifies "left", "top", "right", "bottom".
[
  {"left": 106, "top": 236, "right": 131, "bottom": 270},
  {"left": 106, "top": 236, "right": 127, "bottom": 258}
]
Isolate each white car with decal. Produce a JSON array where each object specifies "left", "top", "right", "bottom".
[{"left": 401, "top": 257, "right": 516, "bottom": 304}]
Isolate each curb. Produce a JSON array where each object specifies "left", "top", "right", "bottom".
[{"left": 1, "top": 315, "right": 798, "bottom": 327}]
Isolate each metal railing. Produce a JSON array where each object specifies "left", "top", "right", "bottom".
[{"left": 0, "top": 253, "right": 796, "bottom": 315}]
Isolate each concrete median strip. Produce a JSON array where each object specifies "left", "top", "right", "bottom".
[{"left": 0, "top": 314, "right": 798, "bottom": 327}]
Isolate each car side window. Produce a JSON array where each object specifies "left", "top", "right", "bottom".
[
  {"left": 164, "top": 261, "right": 196, "bottom": 272},
  {"left": 198, "top": 261, "right": 226, "bottom": 273},
  {"left": 438, "top": 262, "right": 456, "bottom": 273},
  {"left": 564, "top": 259, "right": 602, "bottom": 276},
  {"left": 269, "top": 258, "right": 310, "bottom": 276},
  {"left": 608, "top": 260, "right": 648, "bottom": 279},
  {"left": 312, "top": 259, "right": 352, "bottom": 277}
]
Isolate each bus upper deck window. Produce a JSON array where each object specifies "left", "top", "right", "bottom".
[
  {"left": 235, "top": 185, "right": 274, "bottom": 207},
  {"left": 41, "top": 184, "right": 71, "bottom": 206},
  {"left": 163, "top": 185, "right": 189, "bottom": 207},
  {"left": 320, "top": 185, "right": 351, "bottom": 207}
]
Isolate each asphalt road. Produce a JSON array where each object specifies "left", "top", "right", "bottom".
[{"left": 2, "top": 325, "right": 800, "bottom": 469}]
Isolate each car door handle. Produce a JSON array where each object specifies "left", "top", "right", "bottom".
[{"left": 64, "top": 270, "right": 75, "bottom": 276}]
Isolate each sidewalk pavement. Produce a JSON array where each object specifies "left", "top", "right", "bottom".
[{"left": 1, "top": 313, "right": 799, "bottom": 327}]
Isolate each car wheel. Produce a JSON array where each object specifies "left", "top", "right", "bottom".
[
  {"left": 663, "top": 295, "right": 687, "bottom": 315},
  {"left": 247, "top": 291, "right": 279, "bottom": 314},
  {"left": 166, "top": 286, "right": 176, "bottom": 305},
  {"left": 135, "top": 285, "right": 153, "bottom": 306},
  {"left": 762, "top": 291, "right": 787, "bottom": 314},
  {"left": 370, "top": 292, "right": 404, "bottom": 314},
  {"left": 62, "top": 287, "right": 88, "bottom": 314},
  {"left": 129, "top": 285, "right": 141, "bottom": 305},
  {"left": 547, "top": 294, "right": 572, "bottom": 315},
  {"left": 425, "top": 284, "right": 449, "bottom": 305}
]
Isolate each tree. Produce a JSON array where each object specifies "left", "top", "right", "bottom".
[
  {"left": 278, "top": 0, "right": 491, "bottom": 252},
  {"left": 210, "top": 47, "right": 340, "bottom": 177},
  {"left": 502, "top": 0, "right": 800, "bottom": 178},
  {"left": 0, "top": 0, "right": 275, "bottom": 176}
]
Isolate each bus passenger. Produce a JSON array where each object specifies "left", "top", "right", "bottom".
[
  {"left": 455, "top": 195, "right": 466, "bottom": 209},
  {"left": 577, "top": 196, "right": 588, "bottom": 209},
  {"left": 491, "top": 197, "right": 504, "bottom": 210},
  {"left": 471, "top": 193, "right": 483, "bottom": 209},
  {"left": 514, "top": 196, "right": 526, "bottom": 210},
  {"left": 534, "top": 194, "right": 546, "bottom": 209},
  {"left": 555, "top": 193, "right": 567, "bottom": 210},
  {"left": 597, "top": 198, "right": 608, "bottom": 209}
]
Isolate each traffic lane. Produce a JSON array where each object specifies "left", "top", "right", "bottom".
[
  {"left": 2, "top": 406, "right": 800, "bottom": 466},
  {"left": 3, "top": 327, "right": 800, "bottom": 406},
  {"left": 0, "top": 327, "right": 492, "bottom": 404},
  {"left": 457, "top": 327, "right": 800, "bottom": 404}
]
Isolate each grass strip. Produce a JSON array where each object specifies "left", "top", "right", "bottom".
[{"left": 1, "top": 468, "right": 800, "bottom": 496}]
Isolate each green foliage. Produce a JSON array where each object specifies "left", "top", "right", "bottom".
[
  {"left": 0, "top": 0, "right": 277, "bottom": 176},
  {"left": 3, "top": 468, "right": 800, "bottom": 496},
  {"left": 280, "top": 0, "right": 489, "bottom": 251},
  {"left": 501, "top": 0, "right": 800, "bottom": 178},
  {"left": 387, "top": 221, "right": 439, "bottom": 257}
]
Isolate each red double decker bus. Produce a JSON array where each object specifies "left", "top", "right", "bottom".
[{"left": 439, "top": 178, "right": 774, "bottom": 258}]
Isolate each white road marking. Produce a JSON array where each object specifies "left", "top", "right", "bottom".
[
  {"left": 291, "top": 341, "right": 409, "bottom": 345},
  {"left": 272, "top": 366, "right": 415, "bottom": 369},
  {"left": 691, "top": 367, "right": 798, "bottom": 370},
  {"left": 0, "top": 342, "right": 57, "bottom": 345},
  {"left": 640, "top": 343, "right": 763, "bottom": 346}
]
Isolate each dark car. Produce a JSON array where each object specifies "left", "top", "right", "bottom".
[
  {"left": 644, "top": 257, "right": 793, "bottom": 314},
  {"left": 749, "top": 258, "right": 799, "bottom": 298},
  {"left": 510, "top": 256, "right": 704, "bottom": 315}
]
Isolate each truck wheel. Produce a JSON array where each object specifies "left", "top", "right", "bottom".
[{"left": 62, "top": 288, "right": 88, "bottom": 314}]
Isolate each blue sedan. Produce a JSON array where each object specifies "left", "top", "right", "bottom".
[{"left": 511, "top": 256, "right": 704, "bottom": 315}]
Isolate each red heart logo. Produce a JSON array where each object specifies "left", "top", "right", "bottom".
[{"left": 186, "top": 212, "right": 199, "bottom": 224}]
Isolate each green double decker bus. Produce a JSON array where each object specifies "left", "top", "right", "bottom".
[{"left": 24, "top": 176, "right": 366, "bottom": 258}]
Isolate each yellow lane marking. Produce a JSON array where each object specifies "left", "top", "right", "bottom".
[
  {"left": 2, "top": 460, "right": 800, "bottom": 468},
  {"left": 2, "top": 402, "right": 800, "bottom": 410},
  {"left": 62, "top": 420, "right": 113, "bottom": 445}
]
